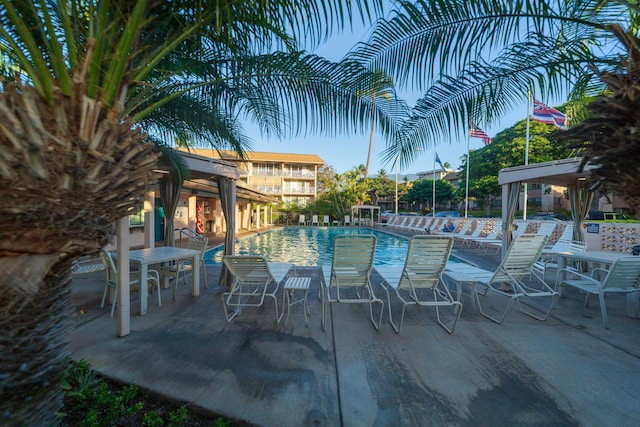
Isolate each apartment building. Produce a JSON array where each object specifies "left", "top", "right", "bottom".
[{"left": 185, "top": 149, "right": 324, "bottom": 206}]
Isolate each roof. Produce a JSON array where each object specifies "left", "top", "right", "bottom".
[
  {"left": 498, "top": 158, "right": 597, "bottom": 187},
  {"left": 183, "top": 148, "right": 325, "bottom": 165}
]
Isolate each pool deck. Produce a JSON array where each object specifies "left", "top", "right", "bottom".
[{"left": 67, "top": 226, "right": 640, "bottom": 426}]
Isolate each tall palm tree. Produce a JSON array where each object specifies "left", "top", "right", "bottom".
[
  {"left": 0, "top": 1, "right": 392, "bottom": 424},
  {"left": 349, "top": 0, "right": 639, "bottom": 210}
]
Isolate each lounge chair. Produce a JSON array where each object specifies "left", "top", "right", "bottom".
[
  {"left": 320, "top": 235, "right": 384, "bottom": 330},
  {"left": 322, "top": 215, "right": 330, "bottom": 226},
  {"left": 450, "top": 234, "right": 558, "bottom": 324},
  {"left": 99, "top": 249, "right": 161, "bottom": 317},
  {"left": 454, "top": 219, "right": 486, "bottom": 247},
  {"left": 311, "top": 215, "right": 319, "bottom": 226},
  {"left": 343, "top": 215, "right": 351, "bottom": 226},
  {"left": 377, "top": 235, "right": 462, "bottom": 334},
  {"left": 298, "top": 214, "right": 306, "bottom": 226},
  {"left": 221, "top": 256, "right": 287, "bottom": 324},
  {"left": 556, "top": 256, "right": 640, "bottom": 328}
]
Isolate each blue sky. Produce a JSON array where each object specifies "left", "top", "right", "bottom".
[{"left": 244, "top": 13, "right": 565, "bottom": 177}]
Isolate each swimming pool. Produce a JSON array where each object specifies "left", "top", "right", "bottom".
[{"left": 204, "top": 227, "right": 411, "bottom": 267}]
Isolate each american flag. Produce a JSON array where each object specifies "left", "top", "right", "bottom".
[
  {"left": 470, "top": 126, "right": 492, "bottom": 145},
  {"left": 531, "top": 100, "right": 568, "bottom": 130}
]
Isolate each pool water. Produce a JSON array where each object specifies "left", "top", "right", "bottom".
[{"left": 204, "top": 227, "right": 412, "bottom": 267}]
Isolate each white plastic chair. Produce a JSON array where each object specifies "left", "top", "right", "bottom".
[
  {"left": 298, "top": 214, "right": 306, "bottom": 225},
  {"left": 159, "top": 237, "right": 209, "bottom": 300},
  {"left": 311, "top": 215, "right": 319, "bottom": 226},
  {"left": 378, "top": 235, "right": 462, "bottom": 334},
  {"left": 556, "top": 256, "right": 640, "bottom": 328},
  {"left": 343, "top": 215, "right": 351, "bottom": 226},
  {"left": 322, "top": 215, "right": 330, "bottom": 226},
  {"left": 99, "top": 249, "right": 161, "bottom": 317}
]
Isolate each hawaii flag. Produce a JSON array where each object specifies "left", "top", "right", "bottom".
[
  {"left": 470, "top": 126, "right": 492, "bottom": 145},
  {"left": 532, "top": 100, "right": 568, "bottom": 130}
]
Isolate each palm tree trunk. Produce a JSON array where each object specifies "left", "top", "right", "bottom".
[
  {"left": 0, "top": 258, "right": 73, "bottom": 425},
  {"left": 0, "top": 81, "right": 159, "bottom": 424}
]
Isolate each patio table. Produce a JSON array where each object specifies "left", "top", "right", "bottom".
[{"left": 126, "top": 247, "right": 202, "bottom": 315}]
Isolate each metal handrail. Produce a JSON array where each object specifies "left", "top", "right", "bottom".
[{"left": 175, "top": 227, "right": 206, "bottom": 248}]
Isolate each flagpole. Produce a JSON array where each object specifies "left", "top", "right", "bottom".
[
  {"left": 523, "top": 92, "right": 532, "bottom": 220},
  {"left": 432, "top": 150, "right": 437, "bottom": 216},
  {"left": 464, "top": 133, "right": 470, "bottom": 218},
  {"left": 394, "top": 155, "right": 399, "bottom": 215}
]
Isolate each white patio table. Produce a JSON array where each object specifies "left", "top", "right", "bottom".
[
  {"left": 127, "top": 247, "right": 202, "bottom": 315},
  {"left": 555, "top": 250, "right": 639, "bottom": 317}
]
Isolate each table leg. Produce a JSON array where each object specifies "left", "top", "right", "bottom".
[
  {"left": 556, "top": 256, "right": 567, "bottom": 297},
  {"left": 140, "top": 264, "right": 148, "bottom": 315},
  {"left": 192, "top": 255, "right": 200, "bottom": 296}
]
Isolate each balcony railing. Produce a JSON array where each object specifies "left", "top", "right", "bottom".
[{"left": 283, "top": 187, "right": 316, "bottom": 194}]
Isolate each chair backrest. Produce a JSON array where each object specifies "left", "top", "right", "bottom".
[
  {"left": 601, "top": 257, "right": 640, "bottom": 290},
  {"left": 490, "top": 234, "right": 548, "bottom": 283},
  {"left": 468, "top": 220, "right": 486, "bottom": 237},
  {"left": 399, "top": 235, "right": 453, "bottom": 290},
  {"left": 186, "top": 237, "right": 208, "bottom": 257},
  {"left": 323, "top": 215, "right": 330, "bottom": 224},
  {"left": 99, "top": 249, "right": 117, "bottom": 284},
  {"left": 412, "top": 217, "right": 428, "bottom": 230},
  {"left": 330, "top": 235, "right": 376, "bottom": 288},
  {"left": 298, "top": 214, "right": 305, "bottom": 225},
  {"left": 344, "top": 215, "right": 351, "bottom": 224},
  {"left": 536, "top": 221, "right": 558, "bottom": 237},
  {"left": 556, "top": 224, "right": 574, "bottom": 242},
  {"left": 552, "top": 239, "right": 587, "bottom": 253},
  {"left": 312, "top": 215, "right": 319, "bottom": 223},
  {"left": 222, "top": 256, "right": 274, "bottom": 286}
]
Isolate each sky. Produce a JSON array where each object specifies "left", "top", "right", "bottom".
[{"left": 243, "top": 11, "right": 565, "bottom": 177}]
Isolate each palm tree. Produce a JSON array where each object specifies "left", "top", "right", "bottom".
[
  {"left": 0, "top": 1, "right": 390, "bottom": 424},
  {"left": 350, "top": 0, "right": 640, "bottom": 211}
]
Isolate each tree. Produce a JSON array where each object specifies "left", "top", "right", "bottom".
[
  {"left": 0, "top": 1, "right": 388, "bottom": 424},
  {"left": 316, "top": 165, "right": 339, "bottom": 194},
  {"left": 457, "top": 119, "right": 574, "bottom": 208},
  {"left": 405, "top": 179, "right": 456, "bottom": 210},
  {"left": 351, "top": 0, "right": 640, "bottom": 211}
]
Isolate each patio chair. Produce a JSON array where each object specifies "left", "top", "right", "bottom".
[
  {"left": 99, "top": 249, "right": 161, "bottom": 317},
  {"left": 222, "top": 255, "right": 283, "bottom": 324},
  {"left": 378, "top": 235, "right": 462, "bottom": 334},
  {"left": 320, "top": 235, "right": 384, "bottom": 330},
  {"left": 533, "top": 239, "right": 587, "bottom": 283},
  {"left": 159, "top": 237, "right": 209, "bottom": 300},
  {"left": 471, "top": 234, "right": 558, "bottom": 324},
  {"left": 298, "top": 214, "right": 306, "bottom": 225},
  {"left": 311, "top": 215, "right": 319, "bottom": 226},
  {"left": 556, "top": 256, "right": 640, "bottom": 328},
  {"left": 323, "top": 215, "right": 330, "bottom": 226},
  {"left": 343, "top": 215, "right": 351, "bottom": 226}
]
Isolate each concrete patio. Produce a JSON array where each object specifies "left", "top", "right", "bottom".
[{"left": 67, "top": 244, "right": 640, "bottom": 426}]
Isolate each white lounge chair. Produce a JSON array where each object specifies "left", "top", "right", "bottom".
[
  {"left": 298, "top": 214, "right": 306, "bottom": 226},
  {"left": 311, "top": 215, "right": 319, "bottom": 226},
  {"left": 322, "top": 215, "right": 330, "bottom": 226},
  {"left": 320, "top": 235, "right": 384, "bottom": 330},
  {"left": 556, "top": 256, "right": 640, "bottom": 328},
  {"left": 343, "top": 215, "right": 351, "bottom": 226},
  {"left": 99, "top": 249, "right": 161, "bottom": 317},
  {"left": 378, "top": 235, "right": 462, "bottom": 334},
  {"left": 459, "top": 234, "right": 558, "bottom": 324},
  {"left": 221, "top": 256, "right": 288, "bottom": 324}
]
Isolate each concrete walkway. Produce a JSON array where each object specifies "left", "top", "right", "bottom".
[{"left": 67, "top": 243, "right": 640, "bottom": 426}]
